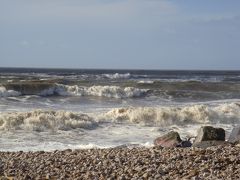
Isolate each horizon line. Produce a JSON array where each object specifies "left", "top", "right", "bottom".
[{"left": 0, "top": 66, "right": 240, "bottom": 72}]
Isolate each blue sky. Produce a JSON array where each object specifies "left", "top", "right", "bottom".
[{"left": 0, "top": 0, "right": 240, "bottom": 69}]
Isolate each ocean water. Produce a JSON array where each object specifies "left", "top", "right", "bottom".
[{"left": 0, "top": 68, "right": 240, "bottom": 151}]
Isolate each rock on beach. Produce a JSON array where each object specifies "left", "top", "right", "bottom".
[
  {"left": 154, "top": 131, "right": 182, "bottom": 147},
  {"left": 192, "top": 126, "right": 228, "bottom": 148},
  {"left": 228, "top": 125, "right": 240, "bottom": 144},
  {"left": 194, "top": 126, "right": 225, "bottom": 143},
  {"left": 154, "top": 131, "right": 192, "bottom": 148}
]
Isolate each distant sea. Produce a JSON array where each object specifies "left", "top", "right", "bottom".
[{"left": 0, "top": 68, "right": 240, "bottom": 151}]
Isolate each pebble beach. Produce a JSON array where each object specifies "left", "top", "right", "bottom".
[{"left": 0, "top": 144, "right": 240, "bottom": 179}]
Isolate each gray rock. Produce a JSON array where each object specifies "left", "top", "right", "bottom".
[
  {"left": 192, "top": 140, "right": 230, "bottom": 148},
  {"left": 154, "top": 131, "right": 182, "bottom": 147},
  {"left": 228, "top": 125, "right": 240, "bottom": 144},
  {"left": 194, "top": 126, "right": 225, "bottom": 143},
  {"left": 178, "top": 140, "right": 192, "bottom": 147}
]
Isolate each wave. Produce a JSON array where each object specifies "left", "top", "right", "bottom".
[
  {"left": 2, "top": 79, "right": 240, "bottom": 101},
  {"left": 3, "top": 81, "right": 57, "bottom": 96},
  {"left": 137, "top": 80, "right": 154, "bottom": 84},
  {"left": 102, "top": 73, "right": 131, "bottom": 79},
  {"left": 0, "top": 110, "right": 97, "bottom": 131},
  {"left": 138, "top": 81, "right": 240, "bottom": 91},
  {"left": 1, "top": 102, "right": 240, "bottom": 132},
  {"left": 40, "top": 84, "right": 148, "bottom": 98},
  {"left": 98, "top": 103, "right": 240, "bottom": 126},
  {"left": 0, "top": 83, "right": 148, "bottom": 99},
  {"left": 0, "top": 86, "right": 21, "bottom": 97}
]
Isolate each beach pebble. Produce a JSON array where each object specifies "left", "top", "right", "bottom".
[
  {"left": 0, "top": 144, "right": 239, "bottom": 179},
  {"left": 193, "top": 140, "right": 230, "bottom": 148}
]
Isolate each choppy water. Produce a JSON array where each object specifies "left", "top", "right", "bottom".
[{"left": 0, "top": 68, "right": 240, "bottom": 151}]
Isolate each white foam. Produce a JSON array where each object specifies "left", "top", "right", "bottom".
[
  {"left": 102, "top": 73, "right": 131, "bottom": 79},
  {"left": 98, "top": 102, "right": 240, "bottom": 126},
  {"left": 40, "top": 84, "right": 148, "bottom": 98},
  {"left": 0, "top": 86, "right": 21, "bottom": 97},
  {"left": 0, "top": 110, "right": 97, "bottom": 131},
  {"left": 0, "top": 120, "right": 159, "bottom": 151},
  {"left": 137, "top": 80, "right": 154, "bottom": 84},
  {"left": 0, "top": 103, "right": 239, "bottom": 151}
]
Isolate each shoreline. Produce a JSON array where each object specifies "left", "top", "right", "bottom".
[{"left": 0, "top": 144, "right": 239, "bottom": 179}]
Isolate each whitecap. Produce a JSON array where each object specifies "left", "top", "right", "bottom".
[
  {"left": 0, "top": 110, "right": 97, "bottom": 131},
  {"left": 102, "top": 73, "right": 131, "bottom": 79},
  {"left": 40, "top": 84, "right": 148, "bottom": 99},
  {"left": 0, "top": 86, "right": 21, "bottom": 97},
  {"left": 98, "top": 102, "right": 240, "bottom": 126}
]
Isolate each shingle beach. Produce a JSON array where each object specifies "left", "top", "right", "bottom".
[{"left": 0, "top": 144, "right": 240, "bottom": 179}]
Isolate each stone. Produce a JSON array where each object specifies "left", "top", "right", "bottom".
[
  {"left": 228, "top": 125, "right": 240, "bottom": 144},
  {"left": 154, "top": 174, "right": 161, "bottom": 179},
  {"left": 177, "top": 140, "right": 192, "bottom": 147},
  {"left": 194, "top": 126, "right": 225, "bottom": 143},
  {"left": 192, "top": 141, "right": 230, "bottom": 148},
  {"left": 142, "top": 172, "right": 149, "bottom": 178},
  {"left": 24, "top": 174, "right": 32, "bottom": 180},
  {"left": 154, "top": 131, "right": 182, "bottom": 147}
]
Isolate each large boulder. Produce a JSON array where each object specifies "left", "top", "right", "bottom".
[
  {"left": 194, "top": 126, "right": 225, "bottom": 143},
  {"left": 154, "top": 131, "right": 182, "bottom": 147},
  {"left": 192, "top": 126, "right": 226, "bottom": 148},
  {"left": 228, "top": 125, "right": 240, "bottom": 144}
]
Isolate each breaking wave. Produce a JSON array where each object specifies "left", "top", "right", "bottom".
[
  {"left": 1, "top": 103, "right": 240, "bottom": 132},
  {"left": 102, "top": 73, "right": 131, "bottom": 79},
  {"left": 0, "top": 86, "right": 21, "bottom": 97},
  {"left": 3, "top": 79, "right": 240, "bottom": 101},
  {"left": 0, "top": 84, "right": 148, "bottom": 99},
  {"left": 0, "top": 110, "right": 97, "bottom": 131},
  {"left": 40, "top": 84, "right": 148, "bottom": 98},
  {"left": 137, "top": 80, "right": 154, "bottom": 84},
  {"left": 98, "top": 103, "right": 240, "bottom": 126}
]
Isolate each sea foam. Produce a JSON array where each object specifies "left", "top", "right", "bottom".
[
  {"left": 98, "top": 103, "right": 240, "bottom": 126},
  {"left": 0, "top": 110, "right": 97, "bottom": 131},
  {"left": 0, "top": 84, "right": 148, "bottom": 99},
  {"left": 102, "top": 73, "right": 131, "bottom": 79},
  {"left": 40, "top": 84, "right": 148, "bottom": 98},
  {"left": 0, "top": 86, "right": 21, "bottom": 97},
  {"left": 1, "top": 103, "right": 240, "bottom": 132}
]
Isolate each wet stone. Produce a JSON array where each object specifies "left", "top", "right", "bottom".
[{"left": 154, "top": 131, "right": 182, "bottom": 147}]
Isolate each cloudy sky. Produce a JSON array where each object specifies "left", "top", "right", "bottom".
[{"left": 0, "top": 0, "right": 240, "bottom": 69}]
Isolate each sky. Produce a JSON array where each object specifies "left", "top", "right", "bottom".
[{"left": 0, "top": 0, "right": 240, "bottom": 70}]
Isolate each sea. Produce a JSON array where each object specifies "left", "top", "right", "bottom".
[{"left": 0, "top": 68, "right": 240, "bottom": 151}]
